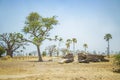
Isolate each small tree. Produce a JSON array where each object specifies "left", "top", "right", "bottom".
[
  {"left": 60, "top": 48, "right": 67, "bottom": 56},
  {"left": 46, "top": 45, "right": 56, "bottom": 57},
  {"left": 23, "top": 12, "right": 58, "bottom": 61},
  {"left": 0, "top": 33, "right": 25, "bottom": 57},
  {"left": 42, "top": 51, "right": 46, "bottom": 57},
  {"left": 0, "top": 46, "right": 5, "bottom": 57}
]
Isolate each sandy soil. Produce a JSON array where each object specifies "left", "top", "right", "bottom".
[{"left": 0, "top": 57, "right": 120, "bottom": 80}]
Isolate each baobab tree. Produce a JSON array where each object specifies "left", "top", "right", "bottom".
[
  {"left": 0, "top": 33, "right": 25, "bottom": 57},
  {"left": 46, "top": 45, "right": 56, "bottom": 57},
  {"left": 23, "top": 12, "right": 58, "bottom": 61},
  {"left": 104, "top": 33, "right": 112, "bottom": 58}
]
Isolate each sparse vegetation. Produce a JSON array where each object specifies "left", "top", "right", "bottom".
[
  {"left": 0, "top": 0, "right": 120, "bottom": 79},
  {"left": 0, "top": 57, "right": 120, "bottom": 80}
]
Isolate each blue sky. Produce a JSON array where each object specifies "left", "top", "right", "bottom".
[{"left": 0, "top": 0, "right": 120, "bottom": 53}]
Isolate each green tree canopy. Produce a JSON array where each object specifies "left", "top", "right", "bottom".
[{"left": 23, "top": 12, "right": 58, "bottom": 61}]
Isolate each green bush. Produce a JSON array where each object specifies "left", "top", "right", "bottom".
[
  {"left": 0, "top": 46, "right": 5, "bottom": 57},
  {"left": 42, "top": 51, "right": 46, "bottom": 57},
  {"left": 113, "top": 53, "right": 120, "bottom": 73},
  {"left": 114, "top": 53, "right": 120, "bottom": 68}
]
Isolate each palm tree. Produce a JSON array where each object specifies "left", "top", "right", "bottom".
[
  {"left": 104, "top": 33, "right": 112, "bottom": 58},
  {"left": 66, "top": 39, "right": 72, "bottom": 54},
  {"left": 59, "top": 37, "right": 63, "bottom": 47},
  {"left": 83, "top": 43, "right": 88, "bottom": 53},
  {"left": 72, "top": 38, "right": 77, "bottom": 54},
  {"left": 57, "top": 37, "right": 63, "bottom": 56}
]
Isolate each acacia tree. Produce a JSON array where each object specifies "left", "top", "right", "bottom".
[
  {"left": 83, "top": 43, "right": 88, "bottom": 53},
  {"left": 72, "top": 38, "right": 77, "bottom": 54},
  {"left": 104, "top": 33, "right": 112, "bottom": 58},
  {"left": 23, "top": 12, "right": 58, "bottom": 61},
  {"left": 0, "top": 33, "right": 25, "bottom": 57}
]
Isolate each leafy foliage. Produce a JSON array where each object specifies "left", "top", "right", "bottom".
[{"left": 104, "top": 34, "right": 112, "bottom": 41}]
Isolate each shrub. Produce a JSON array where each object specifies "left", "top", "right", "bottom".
[
  {"left": 42, "top": 51, "right": 46, "bottom": 57},
  {"left": 0, "top": 46, "right": 5, "bottom": 57},
  {"left": 1, "top": 55, "right": 11, "bottom": 60},
  {"left": 113, "top": 53, "right": 120, "bottom": 73},
  {"left": 114, "top": 53, "right": 120, "bottom": 68}
]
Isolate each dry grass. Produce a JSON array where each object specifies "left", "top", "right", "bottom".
[{"left": 0, "top": 57, "right": 120, "bottom": 80}]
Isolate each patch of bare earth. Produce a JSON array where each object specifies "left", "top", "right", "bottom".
[{"left": 0, "top": 57, "right": 120, "bottom": 80}]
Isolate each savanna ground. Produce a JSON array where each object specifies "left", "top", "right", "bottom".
[{"left": 0, "top": 56, "right": 120, "bottom": 80}]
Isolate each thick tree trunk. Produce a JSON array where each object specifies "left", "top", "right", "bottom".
[
  {"left": 57, "top": 51, "right": 59, "bottom": 57},
  {"left": 37, "top": 45, "right": 43, "bottom": 62},
  {"left": 50, "top": 52, "right": 52, "bottom": 57},
  {"left": 7, "top": 49, "right": 13, "bottom": 57},
  {"left": 107, "top": 40, "right": 110, "bottom": 58}
]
